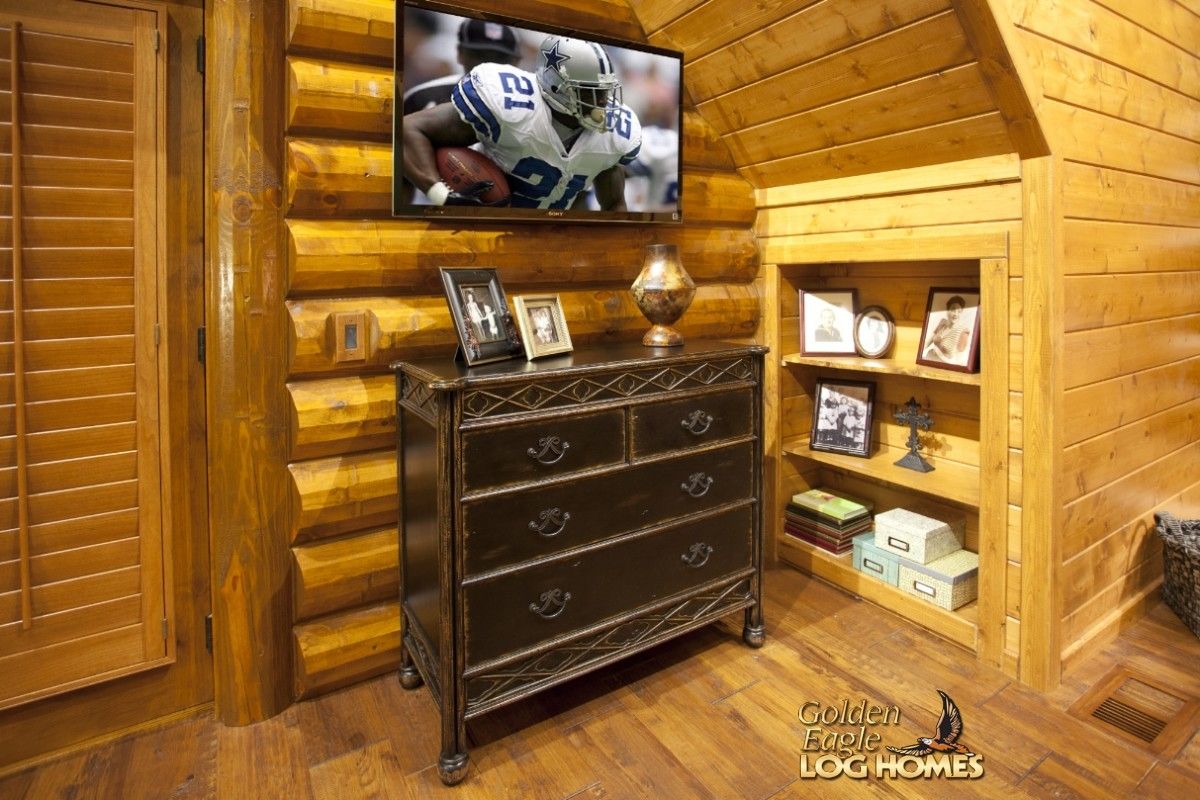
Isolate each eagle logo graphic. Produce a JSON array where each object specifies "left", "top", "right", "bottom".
[{"left": 887, "top": 690, "right": 975, "bottom": 756}]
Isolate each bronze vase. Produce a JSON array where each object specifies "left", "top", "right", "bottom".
[{"left": 631, "top": 244, "right": 695, "bottom": 346}]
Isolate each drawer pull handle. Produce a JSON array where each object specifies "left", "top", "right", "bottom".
[
  {"left": 528, "top": 588, "right": 571, "bottom": 619},
  {"left": 527, "top": 436, "right": 570, "bottom": 465},
  {"left": 681, "top": 410, "right": 714, "bottom": 435},
  {"left": 529, "top": 508, "right": 571, "bottom": 537},
  {"left": 681, "top": 472, "right": 714, "bottom": 498},
  {"left": 682, "top": 543, "right": 714, "bottom": 568}
]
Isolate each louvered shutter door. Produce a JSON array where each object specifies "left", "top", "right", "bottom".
[{"left": 0, "top": 0, "right": 168, "bottom": 709}]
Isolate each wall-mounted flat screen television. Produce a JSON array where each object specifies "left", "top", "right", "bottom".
[{"left": 394, "top": 1, "right": 683, "bottom": 223}]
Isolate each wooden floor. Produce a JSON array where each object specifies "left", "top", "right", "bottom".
[{"left": 4, "top": 567, "right": 1200, "bottom": 799}]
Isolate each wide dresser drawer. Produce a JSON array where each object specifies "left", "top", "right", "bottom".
[
  {"left": 463, "top": 504, "right": 754, "bottom": 667},
  {"left": 463, "top": 442, "right": 753, "bottom": 575},
  {"left": 461, "top": 408, "right": 625, "bottom": 491},
  {"left": 631, "top": 387, "right": 752, "bottom": 458}
]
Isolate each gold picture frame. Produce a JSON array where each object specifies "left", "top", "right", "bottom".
[{"left": 513, "top": 294, "right": 573, "bottom": 360}]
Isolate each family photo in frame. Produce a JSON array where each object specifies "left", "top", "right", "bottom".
[
  {"left": 853, "top": 305, "right": 895, "bottom": 359},
  {"left": 800, "top": 289, "right": 858, "bottom": 356},
  {"left": 810, "top": 378, "right": 875, "bottom": 458},
  {"left": 439, "top": 268, "right": 524, "bottom": 366},
  {"left": 916, "top": 287, "right": 982, "bottom": 373},
  {"left": 513, "top": 294, "right": 573, "bottom": 360}
]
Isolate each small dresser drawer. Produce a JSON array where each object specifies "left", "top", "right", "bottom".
[
  {"left": 461, "top": 408, "right": 625, "bottom": 491},
  {"left": 631, "top": 388, "right": 752, "bottom": 458},
  {"left": 463, "top": 504, "right": 753, "bottom": 666},
  {"left": 463, "top": 443, "right": 753, "bottom": 575}
]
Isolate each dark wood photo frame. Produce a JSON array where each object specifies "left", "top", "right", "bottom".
[
  {"left": 810, "top": 378, "right": 875, "bottom": 458},
  {"left": 853, "top": 305, "right": 895, "bottom": 358},
  {"left": 915, "top": 287, "right": 982, "bottom": 373},
  {"left": 800, "top": 289, "right": 858, "bottom": 356},
  {"left": 439, "top": 268, "right": 523, "bottom": 366}
]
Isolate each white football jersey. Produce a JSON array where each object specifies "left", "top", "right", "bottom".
[
  {"left": 450, "top": 63, "right": 642, "bottom": 209},
  {"left": 624, "top": 125, "right": 679, "bottom": 212}
]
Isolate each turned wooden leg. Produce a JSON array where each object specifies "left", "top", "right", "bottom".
[
  {"left": 743, "top": 603, "right": 765, "bottom": 648},
  {"left": 398, "top": 639, "right": 423, "bottom": 690},
  {"left": 437, "top": 751, "right": 470, "bottom": 786}
]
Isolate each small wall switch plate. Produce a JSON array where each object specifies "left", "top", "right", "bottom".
[{"left": 333, "top": 311, "right": 367, "bottom": 362}]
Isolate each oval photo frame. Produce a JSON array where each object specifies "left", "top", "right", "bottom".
[{"left": 853, "top": 305, "right": 895, "bottom": 358}]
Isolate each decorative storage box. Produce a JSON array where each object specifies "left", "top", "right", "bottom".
[
  {"left": 897, "top": 550, "right": 979, "bottom": 611},
  {"left": 852, "top": 533, "right": 899, "bottom": 586},
  {"left": 874, "top": 507, "right": 964, "bottom": 564}
]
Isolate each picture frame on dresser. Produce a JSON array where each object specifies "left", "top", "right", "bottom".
[
  {"left": 800, "top": 289, "right": 858, "bottom": 356},
  {"left": 915, "top": 287, "right": 981, "bottom": 373},
  {"left": 439, "top": 267, "right": 524, "bottom": 366},
  {"left": 810, "top": 378, "right": 875, "bottom": 458},
  {"left": 853, "top": 305, "right": 895, "bottom": 358},
  {"left": 513, "top": 293, "right": 573, "bottom": 360}
]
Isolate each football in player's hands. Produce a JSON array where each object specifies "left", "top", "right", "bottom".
[{"left": 435, "top": 147, "right": 511, "bottom": 205}]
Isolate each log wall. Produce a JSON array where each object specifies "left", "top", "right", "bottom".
[
  {"left": 282, "top": 0, "right": 759, "bottom": 700},
  {"left": 1002, "top": 0, "right": 1200, "bottom": 673}
]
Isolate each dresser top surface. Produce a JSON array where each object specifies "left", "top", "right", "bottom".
[{"left": 393, "top": 340, "right": 767, "bottom": 390}]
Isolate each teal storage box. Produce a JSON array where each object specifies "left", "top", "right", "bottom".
[{"left": 853, "top": 533, "right": 899, "bottom": 586}]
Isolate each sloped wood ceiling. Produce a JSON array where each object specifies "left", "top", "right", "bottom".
[{"left": 628, "top": 0, "right": 1023, "bottom": 187}]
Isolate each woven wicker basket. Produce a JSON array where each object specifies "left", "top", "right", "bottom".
[{"left": 1155, "top": 512, "right": 1200, "bottom": 638}]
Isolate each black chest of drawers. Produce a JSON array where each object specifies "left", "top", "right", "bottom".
[{"left": 393, "top": 342, "right": 766, "bottom": 784}]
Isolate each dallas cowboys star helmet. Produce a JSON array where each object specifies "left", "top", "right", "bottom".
[{"left": 536, "top": 35, "right": 623, "bottom": 133}]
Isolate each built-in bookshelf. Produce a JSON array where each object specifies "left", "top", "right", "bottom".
[{"left": 773, "top": 259, "right": 994, "bottom": 652}]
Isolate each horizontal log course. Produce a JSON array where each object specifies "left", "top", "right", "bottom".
[
  {"left": 287, "top": 285, "right": 761, "bottom": 377},
  {"left": 292, "top": 526, "right": 399, "bottom": 622},
  {"left": 285, "top": 137, "right": 755, "bottom": 226},
  {"left": 288, "top": 374, "right": 394, "bottom": 460},
  {"left": 289, "top": 449, "right": 396, "bottom": 543},
  {"left": 287, "top": 0, "right": 645, "bottom": 65},
  {"left": 286, "top": 220, "right": 759, "bottom": 294},
  {"left": 292, "top": 601, "right": 400, "bottom": 700}
]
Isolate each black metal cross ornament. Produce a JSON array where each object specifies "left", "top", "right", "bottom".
[{"left": 894, "top": 396, "right": 935, "bottom": 473}]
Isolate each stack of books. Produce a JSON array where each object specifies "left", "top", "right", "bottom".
[{"left": 784, "top": 488, "right": 873, "bottom": 555}]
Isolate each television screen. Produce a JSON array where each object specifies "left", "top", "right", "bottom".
[{"left": 394, "top": 2, "right": 683, "bottom": 223}]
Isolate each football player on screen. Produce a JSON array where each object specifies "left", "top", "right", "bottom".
[{"left": 402, "top": 35, "right": 643, "bottom": 210}]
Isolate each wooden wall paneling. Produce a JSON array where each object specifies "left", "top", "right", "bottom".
[
  {"left": 1062, "top": 163, "right": 1200, "bottom": 229},
  {"left": 286, "top": 58, "right": 392, "bottom": 140},
  {"left": 683, "top": 0, "right": 953, "bottom": 105},
  {"left": 207, "top": 0, "right": 292, "bottom": 724},
  {"left": 724, "top": 64, "right": 997, "bottom": 168},
  {"left": 950, "top": 0, "right": 1050, "bottom": 157},
  {"left": 1064, "top": 358, "right": 1200, "bottom": 448},
  {"left": 762, "top": 263, "right": 781, "bottom": 564},
  {"left": 641, "top": 0, "right": 821, "bottom": 63},
  {"left": 977, "top": 256, "right": 1010, "bottom": 667},
  {"left": 697, "top": 11, "right": 972, "bottom": 136},
  {"left": 1064, "top": 317, "right": 1200, "bottom": 390},
  {"left": 1064, "top": 220, "right": 1200, "bottom": 274},
  {"left": 286, "top": 220, "right": 759, "bottom": 293},
  {"left": 288, "top": 450, "right": 396, "bottom": 544},
  {"left": 1063, "top": 273, "right": 1200, "bottom": 331},
  {"left": 292, "top": 526, "right": 398, "bottom": 621},
  {"left": 286, "top": 0, "right": 394, "bottom": 63},
  {"left": 1019, "top": 154, "right": 1062, "bottom": 689},
  {"left": 1062, "top": 518, "right": 1162, "bottom": 618},
  {"left": 287, "top": 375, "right": 394, "bottom": 461},
  {"left": 1046, "top": 102, "right": 1200, "bottom": 185},
  {"left": 292, "top": 601, "right": 400, "bottom": 699},
  {"left": 286, "top": 287, "right": 760, "bottom": 377}
]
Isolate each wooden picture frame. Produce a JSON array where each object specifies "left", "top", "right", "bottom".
[
  {"left": 810, "top": 378, "right": 875, "bottom": 458},
  {"left": 439, "top": 268, "right": 523, "bottom": 366},
  {"left": 915, "top": 287, "right": 981, "bottom": 373},
  {"left": 513, "top": 294, "right": 573, "bottom": 360},
  {"left": 853, "top": 305, "right": 895, "bottom": 358},
  {"left": 800, "top": 289, "right": 858, "bottom": 356}
]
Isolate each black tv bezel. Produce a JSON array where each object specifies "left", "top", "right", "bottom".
[{"left": 393, "top": 0, "right": 685, "bottom": 225}]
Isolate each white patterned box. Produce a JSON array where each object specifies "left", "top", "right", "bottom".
[
  {"left": 897, "top": 550, "right": 979, "bottom": 611},
  {"left": 873, "top": 507, "right": 964, "bottom": 564}
]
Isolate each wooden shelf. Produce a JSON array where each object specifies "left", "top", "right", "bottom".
[
  {"left": 782, "top": 436, "right": 980, "bottom": 507},
  {"left": 781, "top": 353, "right": 982, "bottom": 386},
  {"left": 778, "top": 535, "right": 978, "bottom": 651}
]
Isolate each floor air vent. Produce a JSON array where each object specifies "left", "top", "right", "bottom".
[{"left": 1068, "top": 666, "right": 1200, "bottom": 758}]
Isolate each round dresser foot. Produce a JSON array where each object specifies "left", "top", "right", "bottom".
[
  {"left": 437, "top": 752, "right": 470, "bottom": 785},
  {"left": 399, "top": 665, "right": 424, "bottom": 690},
  {"left": 742, "top": 624, "right": 765, "bottom": 648}
]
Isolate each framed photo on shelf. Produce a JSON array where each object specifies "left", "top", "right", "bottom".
[
  {"left": 513, "top": 294, "right": 573, "bottom": 360},
  {"left": 915, "top": 287, "right": 981, "bottom": 373},
  {"left": 810, "top": 378, "right": 875, "bottom": 458},
  {"left": 800, "top": 289, "right": 858, "bottom": 356},
  {"left": 853, "top": 305, "right": 895, "bottom": 358},
  {"left": 439, "top": 268, "right": 523, "bottom": 366}
]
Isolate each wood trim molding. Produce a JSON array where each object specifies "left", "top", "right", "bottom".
[
  {"left": 206, "top": 0, "right": 293, "bottom": 724},
  {"left": 951, "top": 0, "right": 1051, "bottom": 158},
  {"left": 1019, "top": 155, "right": 1063, "bottom": 689}
]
